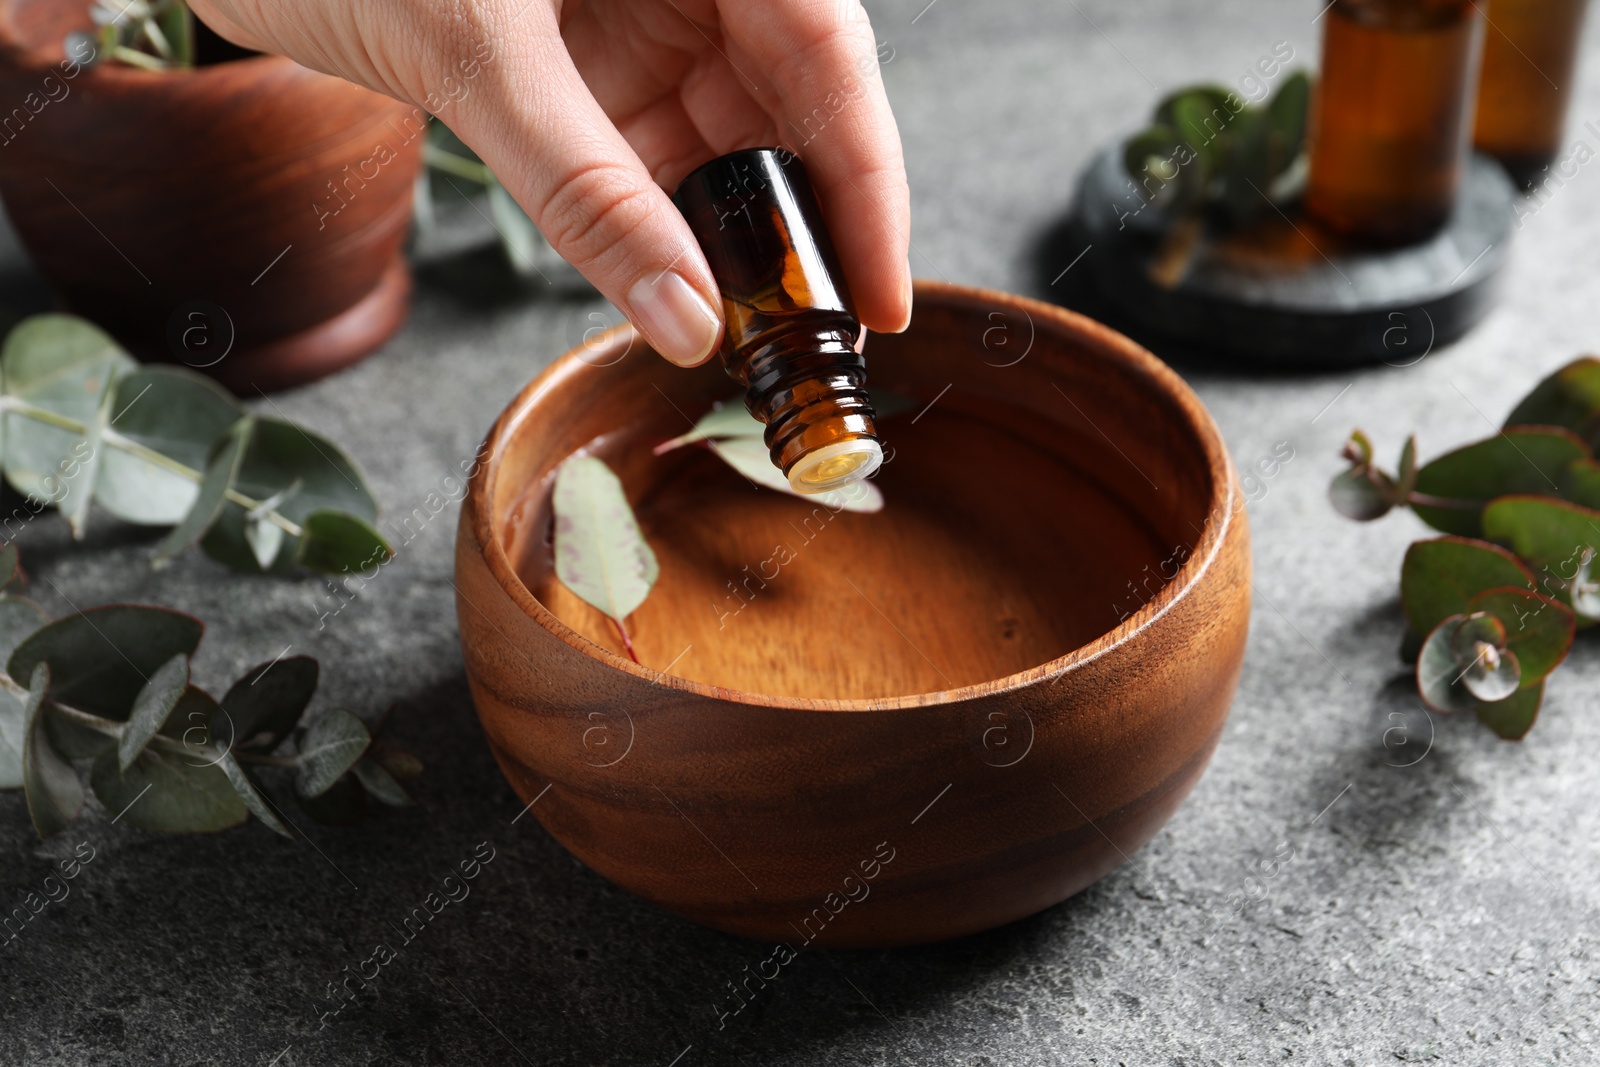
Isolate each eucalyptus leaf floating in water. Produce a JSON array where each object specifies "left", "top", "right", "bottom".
[
  {"left": 707, "top": 437, "right": 883, "bottom": 514},
  {"left": 0, "top": 314, "right": 391, "bottom": 575},
  {"left": 547, "top": 392, "right": 908, "bottom": 662},
  {"left": 656, "top": 389, "right": 918, "bottom": 457},
  {"left": 551, "top": 456, "right": 660, "bottom": 663}
]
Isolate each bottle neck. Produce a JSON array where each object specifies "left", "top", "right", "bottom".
[{"left": 727, "top": 320, "right": 878, "bottom": 479}]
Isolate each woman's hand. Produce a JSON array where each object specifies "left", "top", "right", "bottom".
[{"left": 186, "top": 0, "right": 912, "bottom": 367}]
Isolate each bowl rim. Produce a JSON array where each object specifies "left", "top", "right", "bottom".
[{"left": 463, "top": 279, "right": 1240, "bottom": 712}]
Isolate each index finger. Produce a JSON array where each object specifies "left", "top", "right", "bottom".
[{"left": 717, "top": 0, "right": 912, "bottom": 334}]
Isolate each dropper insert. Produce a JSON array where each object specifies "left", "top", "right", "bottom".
[{"left": 787, "top": 438, "right": 884, "bottom": 494}]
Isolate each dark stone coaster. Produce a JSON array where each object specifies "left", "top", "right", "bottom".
[{"left": 1037, "top": 146, "right": 1516, "bottom": 370}]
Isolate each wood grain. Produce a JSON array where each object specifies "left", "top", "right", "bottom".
[
  {"left": 455, "top": 281, "right": 1252, "bottom": 947},
  {"left": 0, "top": 0, "right": 421, "bottom": 391}
]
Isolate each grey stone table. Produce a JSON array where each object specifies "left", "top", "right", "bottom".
[{"left": 3, "top": 1, "right": 1598, "bottom": 1063}]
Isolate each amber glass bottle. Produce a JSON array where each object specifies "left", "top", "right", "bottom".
[
  {"left": 1305, "top": 0, "right": 1485, "bottom": 244},
  {"left": 1473, "top": 0, "right": 1590, "bottom": 189},
  {"left": 673, "top": 148, "right": 881, "bottom": 494}
]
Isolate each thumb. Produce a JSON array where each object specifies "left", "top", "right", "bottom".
[{"left": 451, "top": 34, "right": 724, "bottom": 368}]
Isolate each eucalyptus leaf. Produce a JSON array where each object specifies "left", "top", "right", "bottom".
[
  {"left": 487, "top": 174, "right": 543, "bottom": 278},
  {"left": 245, "top": 516, "right": 285, "bottom": 570},
  {"left": 22, "top": 663, "right": 83, "bottom": 836},
  {"left": 1415, "top": 617, "right": 1480, "bottom": 714},
  {"left": 0, "top": 683, "right": 23, "bottom": 789},
  {"left": 375, "top": 744, "right": 423, "bottom": 782},
  {"left": 1329, "top": 468, "right": 1394, "bottom": 521},
  {"left": 708, "top": 437, "right": 884, "bottom": 513},
  {"left": 90, "top": 745, "right": 247, "bottom": 834},
  {"left": 1217, "top": 107, "right": 1268, "bottom": 221},
  {"left": 117, "top": 652, "right": 189, "bottom": 771},
  {"left": 1557, "top": 459, "right": 1600, "bottom": 510},
  {"left": 0, "top": 593, "right": 48, "bottom": 666},
  {"left": 1411, "top": 429, "right": 1590, "bottom": 536},
  {"left": 1346, "top": 429, "right": 1374, "bottom": 466},
  {"left": 1153, "top": 85, "right": 1232, "bottom": 130},
  {"left": 1164, "top": 88, "right": 1232, "bottom": 160},
  {"left": 216, "top": 750, "right": 293, "bottom": 839},
  {"left": 44, "top": 708, "right": 115, "bottom": 760},
  {"left": 551, "top": 455, "right": 659, "bottom": 623},
  {"left": 1572, "top": 551, "right": 1600, "bottom": 620},
  {"left": 413, "top": 168, "right": 436, "bottom": 236},
  {"left": 1457, "top": 642, "right": 1520, "bottom": 703},
  {"left": 8, "top": 605, "right": 204, "bottom": 718},
  {"left": 154, "top": 417, "right": 250, "bottom": 564},
  {"left": 219, "top": 655, "right": 318, "bottom": 752},
  {"left": 1396, "top": 436, "right": 1418, "bottom": 499},
  {"left": 353, "top": 757, "right": 414, "bottom": 807},
  {"left": 1474, "top": 682, "right": 1543, "bottom": 740},
  {"left": 1265, "top": 70, "right": 1310, "bottom": 176},
  {"left": 1503, "top": 356, "right": 1600, "bottom": 446},
  {"left": 655, "top": 402, "right": 766, "bottom": 455},
  {"left": 156, "top": 0, "right": 192, "bottom": 67},
  {"left": 296, "top": 708, "right": 370, "bottom": 798},
  {"left": 295, "top": 769, "right": 368, "bottom": 825},
  {"left": 1480, "top": 494, "right": 1600, "bottom": 578},
  {"left": 297, "top": 510, "right": 392, "bottom": 573},
  {"left": 158, "top": 686, "right": 222, "bottom": 761},
  {"left": 0, "top": 541, "right": 17, "bottom": 589},
  {"left": 1122, "top": 124, "right": 1187, "bottom": 190},
  {"left": 1450, "top": 611, "right": 1507, "bottom": 655},
  {"left": 95, "top": 367, "right": 244, "bottom": 525},
  {"left": 1, "top": 314, "right": 135, "bottom": 503},
  {"left": 202, "top": 418, "right": 380, "bottom": 575},
  {"left": 1400, "top": 536, "right": 1534, "bottom": 636},
  {"left": 61, "top": 383, "right": 113, "bottom": 538},
  {"left": 1467, "top": 586, "right": 1574, "bottom": 688}
]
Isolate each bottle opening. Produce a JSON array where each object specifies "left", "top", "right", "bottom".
[{"left": 787, "top": 438, "right": 884, "bottom": 494}]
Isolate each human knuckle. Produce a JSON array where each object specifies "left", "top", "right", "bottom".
[{"left": 537, "top": 164, "right": 658, "bottom": 264}]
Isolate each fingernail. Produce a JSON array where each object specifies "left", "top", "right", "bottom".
[
  {"left": 890, "top": 265, "right": 913, "bottom": 333},
  {"left": 627, "top": 270, "right": 721, "bottom": 367}
]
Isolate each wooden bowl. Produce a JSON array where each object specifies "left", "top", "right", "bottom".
[
  {"left": 455, "top": 281, "right": 1251, "bottom": 947},
  {"left": 0, "top": 0, "right": 421, "bottom": 391}
]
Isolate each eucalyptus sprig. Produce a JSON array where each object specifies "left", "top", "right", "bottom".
[
  {"left": 0, "top": 314, "right": 391, "bottom": 576},
  {"left": 0, "top": 544, "right": 418, "bottom": 838},
  {"left": 71, "top": 0, "right": 193, "bottom": 71},
  {"left": 417, "top": 122, "right": 561, "bottom": 282},
  {"left": 1123, "top": 72, "right": 1311, "bottom": 286},
  {"left": 1331, "top": 356, "right": 1600, "bottom": 738}
]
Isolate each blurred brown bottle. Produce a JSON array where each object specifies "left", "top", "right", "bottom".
[
  {"left": 1473, "top": 0, "right": 1590, "bottom": 189},
  {"left": 674, "top": 148, "right": 882, "bottom": 494},
  {"left": 1305, "top": 0, "right": 1486, "bottom": 244}
]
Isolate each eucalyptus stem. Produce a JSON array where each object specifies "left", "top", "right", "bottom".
[
  {"left": 0, "top": 396, "right": 304, "bottom": 538},
  {"left": 110, "top": 43, "right": 167, "bottom": 70},
  {"left": 423, "top": 145, "right": 494, "bottom": 185},
  {"left": 1405, "top": 491, "right": 1485, "bottom": 511},
  {"left": 1148, "top": 212, "right": 1204, "bottom": 289},
  {"left": 46, "top": 699, "right": 296, "bottom": 766},
  {"left": 140, "top": 17, "right": 172, "bottom": 59}
]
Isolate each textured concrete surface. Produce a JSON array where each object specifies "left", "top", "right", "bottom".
[{"left": 2, "top": 1, "right": 1598, "bottom": 1063}]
